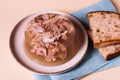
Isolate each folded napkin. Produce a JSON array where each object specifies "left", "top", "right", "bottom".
[{"left": 34, "top": 0, "right": 120, "bottom": 80}]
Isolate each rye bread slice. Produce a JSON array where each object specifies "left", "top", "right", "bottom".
[
  {"left": 87, "top": 11, "right": 120, "bottom": 48},
  {"left": 99, "top": 44, "right": 120, "bottom": 60}
]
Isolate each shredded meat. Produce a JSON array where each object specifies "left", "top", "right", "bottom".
[{"left": 25, "top": 13, "right": 75, "bottom": 62}]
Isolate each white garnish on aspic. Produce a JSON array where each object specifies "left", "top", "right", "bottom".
[
  {"left": 42, "top": 38, "right": 54, "bottom": 43},
  {"left": 57, "top": 31, "right": 68, "bottom": 38},
  {"left": 62, "top": 31, "right": 68, "bottom": 35},
  {"left": 37, "top": 27, "right": 45, "bottom": 33},
  {"left": 52, "top": 57, "right": 56, "bottom": 61},
  {"left": 34, "top": 27, "right": 45, "bottom": 33}
]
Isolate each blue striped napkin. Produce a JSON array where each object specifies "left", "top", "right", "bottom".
[{"left": 34, "top": 0, "right": 120, "bottom": 80}]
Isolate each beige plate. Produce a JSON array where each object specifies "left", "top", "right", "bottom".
[{"left": 9, "top": 11, "right": 88, "bottom": 74}]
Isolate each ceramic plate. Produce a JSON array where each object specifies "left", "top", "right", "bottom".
[{"left": 9, "top": 11, "right": 88, "bottom": 74}]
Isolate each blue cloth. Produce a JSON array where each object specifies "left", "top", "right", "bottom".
[{"left": 34, "top": 0, "right": 120, "bottom": 80}]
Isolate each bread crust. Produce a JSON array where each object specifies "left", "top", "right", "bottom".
[
  {"left": 87, "top": 11, "right": 120, "bottom": 19},
  {"left": 106, "top": 52, "right": 120, "bottom": 60},
  {"left": 99, "top": 50, "right": 120, "bottom": 60},
  {"left": 94, "top": 40, "right": 120, "bottom": 48}
]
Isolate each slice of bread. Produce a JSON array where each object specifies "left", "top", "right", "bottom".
[
  {"left": 87, "top": 11, "right": 120, "bottom": 48},
  {"left": 99, "top": 44, "right": 120, "bottom": 60},
  {"left": 87, "top": 11, "right": 120, "bottom": 60}
]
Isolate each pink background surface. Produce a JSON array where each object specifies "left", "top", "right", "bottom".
[{"left": 0, "top": 0, "right": 120, "bottom": 80}]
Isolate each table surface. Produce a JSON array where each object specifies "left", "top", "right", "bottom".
[{"left": 0, "top": 0, "right": 120, "bottom": 80}]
